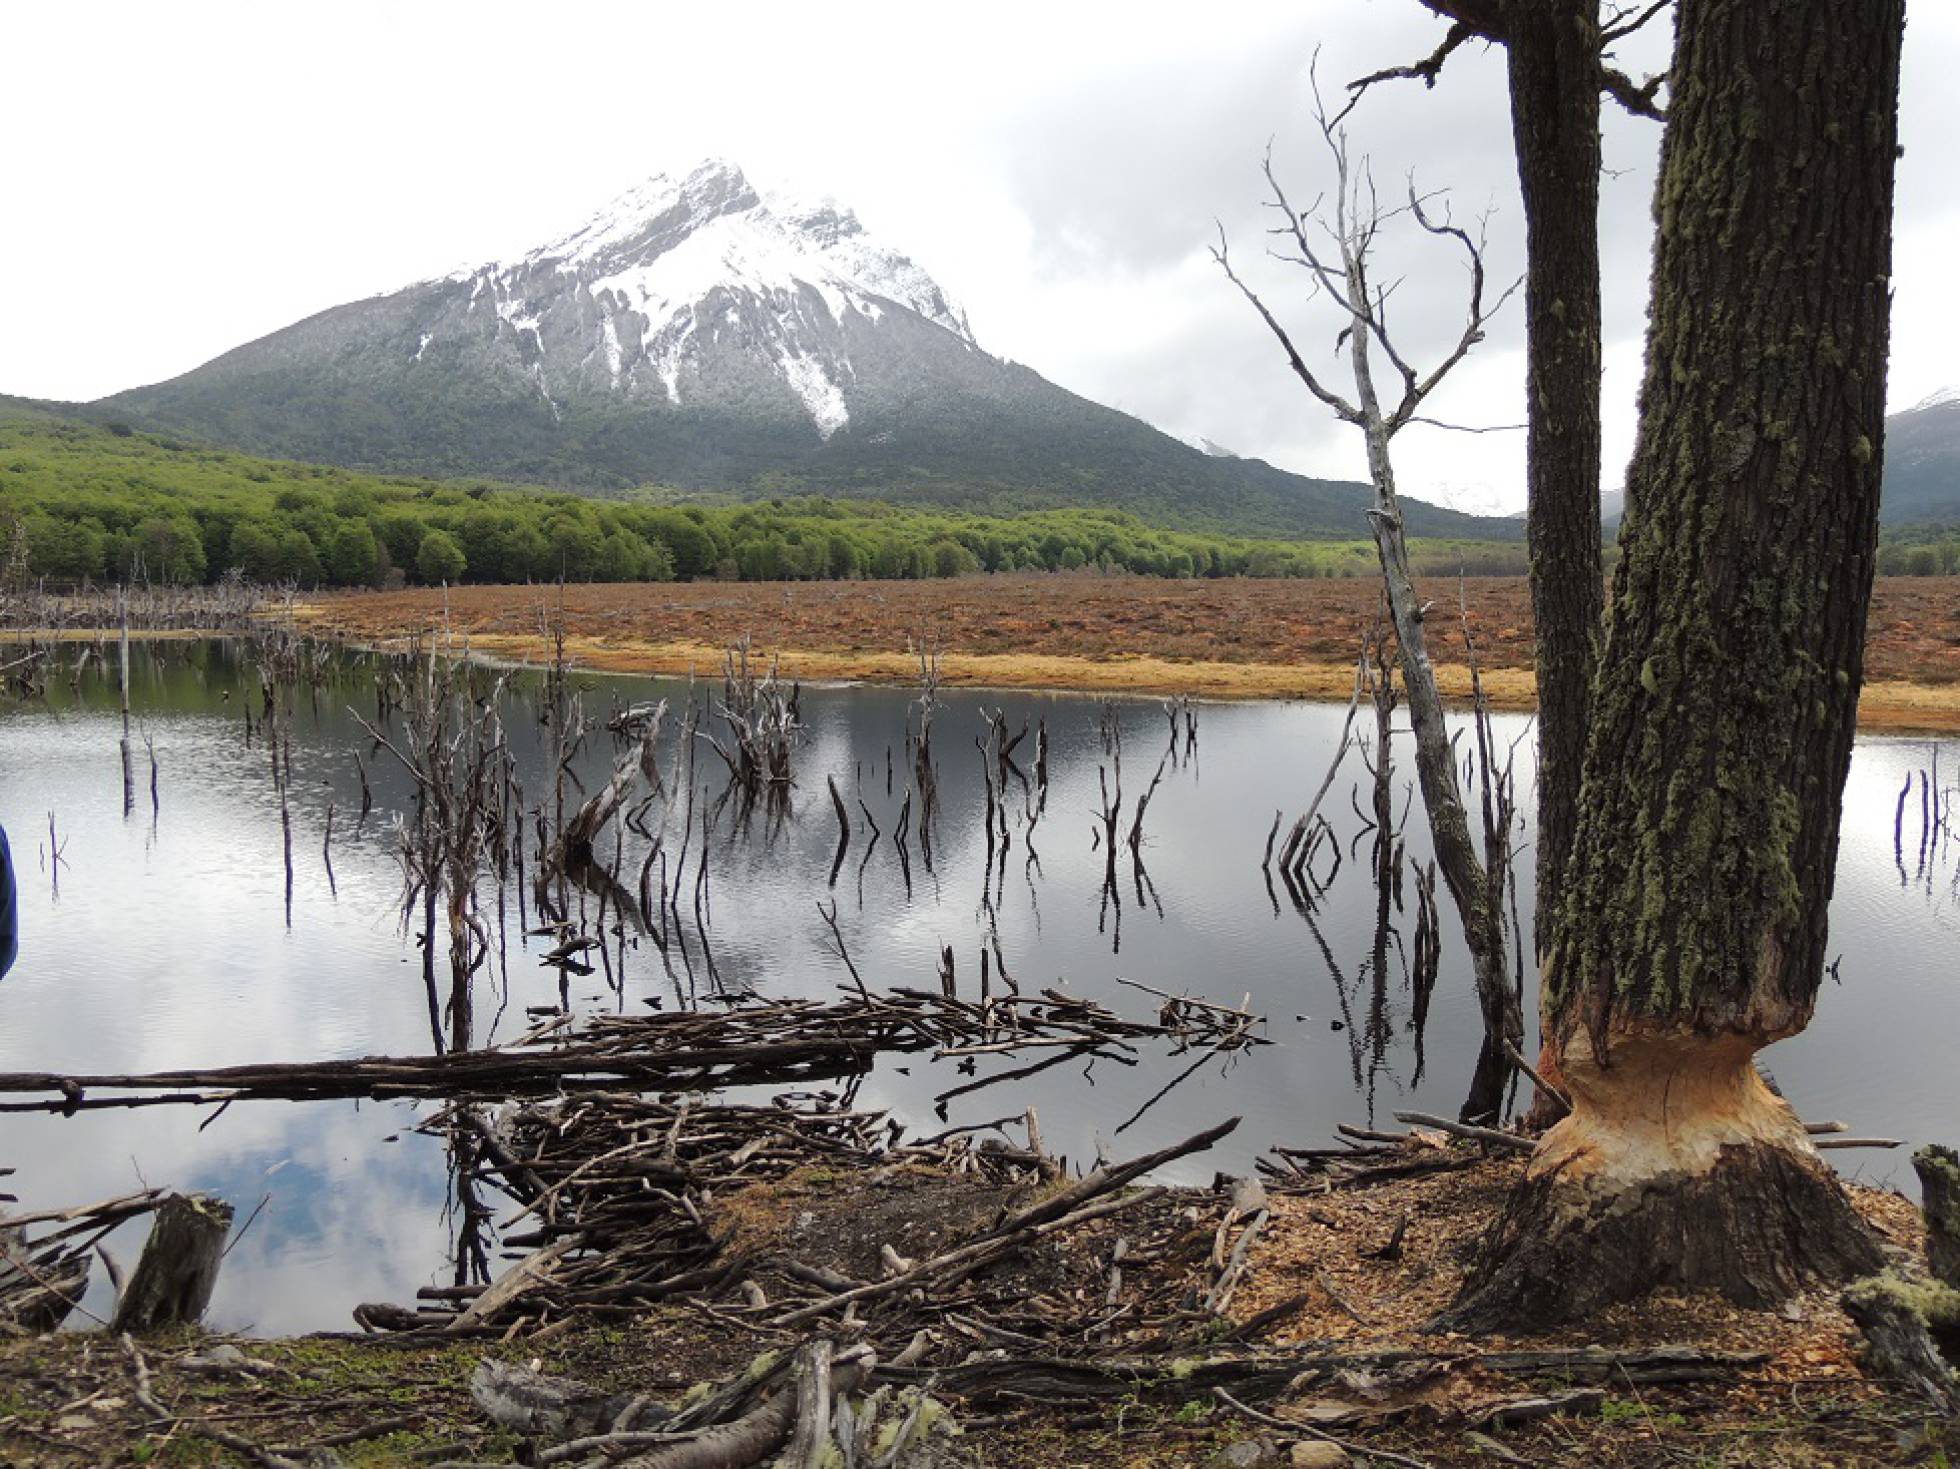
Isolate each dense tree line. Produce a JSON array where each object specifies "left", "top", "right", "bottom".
[
  {"left": 0, "top": 409, "right": 1528, "bottom": 587},
  {"left": 1877, "top": 532, "right": 1960, "bottom": 576}
]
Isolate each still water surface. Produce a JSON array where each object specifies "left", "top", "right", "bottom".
[{"left": 0, "top": 640, "right": 1953, "bottom": 1332}]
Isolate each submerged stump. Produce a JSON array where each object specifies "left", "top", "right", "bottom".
[{"left": 111, "top": 1192, "right": 233, "bottom": 1333}]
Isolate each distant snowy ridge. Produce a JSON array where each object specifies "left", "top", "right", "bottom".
[{"left": 436, "top": 160, "right": 973, "bottom": 439}]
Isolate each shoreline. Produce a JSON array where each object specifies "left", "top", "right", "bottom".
[
  {"left": 286, "top": 616, "right": 1960, "bottom": 735},
  {"left": 11, "top": 615, "right": 1960, "bottom": 733}
]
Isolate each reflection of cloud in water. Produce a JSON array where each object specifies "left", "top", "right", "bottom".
[{"left": 18, "top": 1100, "right": 455, "bottom": 1335}]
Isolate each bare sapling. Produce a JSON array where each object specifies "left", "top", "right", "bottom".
[{"left": 1215, "top": 66, "right": 1523, "bottom": 1123}]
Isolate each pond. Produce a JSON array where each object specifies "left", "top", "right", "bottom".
[{"left": 0, "top": 638, "right": 1954, "bottom": 1333}]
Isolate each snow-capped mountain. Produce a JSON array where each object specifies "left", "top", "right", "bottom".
[
  {"left": 99, "top": 161, "right": 1517, "bottom": 541},
  {"left": 441, "top": 160, "right": 976, "bottom": 439}
]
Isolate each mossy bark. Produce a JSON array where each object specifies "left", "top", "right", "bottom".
[
  {"left": 1914, "top": 1145, "right": 1960, "bottom": 1291},
  {"left": 1454, "top": 0, "right": 1906, "bottom": 1327}
]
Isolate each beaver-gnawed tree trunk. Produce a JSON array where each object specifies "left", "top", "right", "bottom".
[{"left": 1446, "top": 0, "right": 1904, "bottom": 1330}]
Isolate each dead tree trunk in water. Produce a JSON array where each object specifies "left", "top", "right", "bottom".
[
  {"left": 1215, "top": 79, "right": 1523, "bottom": 1124},
  {"left": 118, "top": 587, "right": 133, "bottom": 817},
  {"left": 1448, "top": 0, "right": 1903, "bottom": 1329}
]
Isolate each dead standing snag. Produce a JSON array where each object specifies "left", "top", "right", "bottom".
[{"left": 1215, "top": 70, "right": 1524, "bottom": 1125}]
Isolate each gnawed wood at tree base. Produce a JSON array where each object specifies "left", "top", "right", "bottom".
[
  {"left": 111, "top": 1192, "right": 233, "bottom": 1333},
  {"left": 1457, "top": 0, "right": 1906, "bottom": 1327},
  {"left": 1443, "top": 1027, "right": 1881, "bottom": 1330}
]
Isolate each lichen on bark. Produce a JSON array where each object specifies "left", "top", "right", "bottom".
[
  {"left": 1454, "top": 0, "right": 1906, "bottom": 1329},
  {"left": 1543, "top": 0, "right": 1902, "bottom": 1050}
]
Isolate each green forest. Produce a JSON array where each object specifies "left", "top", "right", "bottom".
[
  {"left": 5, "top": 405, "right": 1951, "bottom": 591},
  {"left": 1876, "top": 525, "right": 1960, "bottom": 575},
  {"left": 0, "top": 406, "right": 1531, "bottom": 587}
]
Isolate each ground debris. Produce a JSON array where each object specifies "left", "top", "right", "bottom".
[{"left": 3, "top": 1125, "right": 1952, "bottom": 1467}]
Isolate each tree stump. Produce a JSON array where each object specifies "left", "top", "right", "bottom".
[
  {"left": 1915, "top": 1144, "right": 1960, "bottom": 1290},
  {"left": 111, "top": 1192, "right": 233, "bottom": 1333},
  {"left": 1842, "top": 1275, "right": 1960, "bottom": 1415},
  {"left": 1842, "top": 1143, "right": 1960, "bottom": 1412}
]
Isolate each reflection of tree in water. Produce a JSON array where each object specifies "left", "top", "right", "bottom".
[
  {"left": 437, "top": 1110, "right": 494, "bottom": 1294},
  {"left": 1287, "top": 640, "right": 1444, "bottom": 1122},
  {"left": 1892, "top": 744, "right": 1959, "bottom": 904}
]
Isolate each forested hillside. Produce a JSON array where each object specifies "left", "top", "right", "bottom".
[{"left": 0, "top": 404, "right": 1525, "bottom": 587}]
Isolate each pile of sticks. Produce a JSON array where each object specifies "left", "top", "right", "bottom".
[
  {"left": 355, "top": 1099, "right": 1246, "bottom": 1348},
  {"left": 355, "top": 1095, "right": 896, "bottom": 1334},
  {"left": 0, "top": 1186, "right": 165, "bottom": 1331},
  {"left": 361, "top": 1088, "right": 1785, "bottom": 1469}
]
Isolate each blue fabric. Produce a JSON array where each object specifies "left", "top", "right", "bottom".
[{"left": 0, "top": 825, "right": 16, "bottom": 980}]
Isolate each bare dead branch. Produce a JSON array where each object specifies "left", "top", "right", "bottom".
[
  {"left": 1406, "top": 416, "right": 1527, "bottom": 434},
  {"left": 1210, "top": 226, "right": 1360, "bottom": 424},
  {"left": 1601, "top": 0, "right": 1672, "bottom": 45},
  {"left": 1337, "top": 20, "right": 1481, "bottom": 127},
  {"left": 1390, "top": 188, "right": 1522, "bottom": 432},
  {"left": 1340, "top": 2, "right": 1667, "bottom": 126}
]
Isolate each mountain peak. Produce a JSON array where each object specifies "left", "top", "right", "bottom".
[
  {"left": 97, "top": 160, "right": 1525, "bottom": 545},
  {"left": 527, "top": 159, "right": 761, "bottom": 269},
  {"left": 414, "top": 161, "right": 977, "bottom": 439}
]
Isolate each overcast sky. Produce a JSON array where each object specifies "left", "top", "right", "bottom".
[{"left": 3, "top": 1, "right": 1954, "bottom": 514}]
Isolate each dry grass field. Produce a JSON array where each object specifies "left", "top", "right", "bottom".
[{"left": 294, "top": 573, "right": 1960, "bottom": 731}]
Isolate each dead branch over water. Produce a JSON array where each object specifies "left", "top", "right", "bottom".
[{"left": 0, "top": 983, "right": 1267, "bottom": 1111}]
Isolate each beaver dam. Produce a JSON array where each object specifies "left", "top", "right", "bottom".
[{"left": 1, "top": 600, "right": 1957, "bottom": 1466}]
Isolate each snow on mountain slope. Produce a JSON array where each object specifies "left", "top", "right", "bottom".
[
  {"left": 99, "top": 158, "right": 1526, "bottom": 540},
  {"left": 435, "top": 160, "right": 972, "bottom": 438}
]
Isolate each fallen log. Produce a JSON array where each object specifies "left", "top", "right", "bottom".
[
  {"left": 872, "top": 1344, "right": 1770, "bottom": 1405},
  {"left": 1814, "top": 1137, "right": 1904, "bottom": 1151},
  {"left": 1391, "top": 1111, "right": 1533, "bottom": 1152},
  {"left": 471, "top": 1357, "right": 671, "bottom": 1438},
  {"left": 619, "top": 1342, "right": 869, "bottom": 1469},
  {"left": 0, "top": 986, "right": 1259, "bottom": 1109}
]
